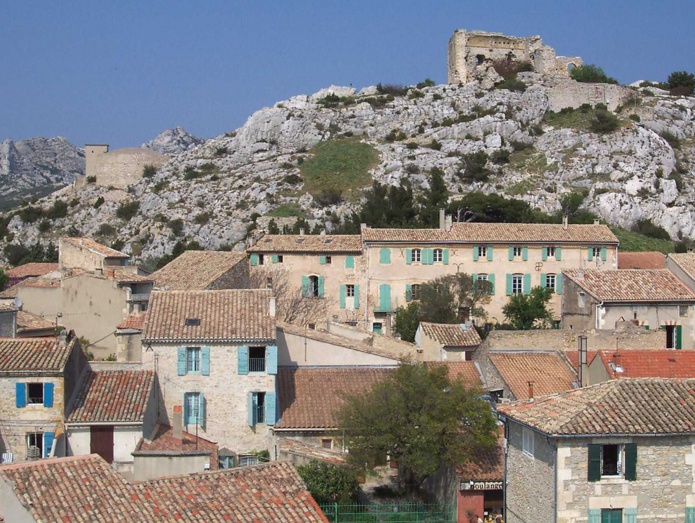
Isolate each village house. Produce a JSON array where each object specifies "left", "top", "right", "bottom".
[
  {"left": 141, "top": 289, "right": 278, "bottom": 457},
  {"left": 114, "top": 311, "right": 146, "bottom": 361},
  {"left": 499, "top": 378, "right": 695, "bottom": 522},
  {"left": 666, "top": 252, "right": 695, "bottom": 292},
  {"left": 562, "top": 269, "right": 695, "bottom": 349},
  {"left": 150, "top": 250, "right": 250, "bottom": 290},
  {"left": 585, "top": 349, "right": 695, "bottom": 383},
  {"left": 5, "top": 262, "right": 58, "bottom": 289},
  {"left": 415, "top": 321, "right": 482, "bottom": 361}
]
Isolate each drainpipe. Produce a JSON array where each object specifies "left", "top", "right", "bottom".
[
  {"left": 364, "top": 239, "right": 370, "bottom": 331},
  {"left": 595, "top": 302, "right": 604, "bottom": 330}
]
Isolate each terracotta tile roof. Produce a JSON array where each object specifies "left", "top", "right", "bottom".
[
  {"left": 117, "top": 311, "right": 146, "bottom": 331},
  {"left": 134, "top": 424, "right": 218, "bottom": 457},
  {"left": 143, "top": 289, "right": 276, "bottom": 343},
  {"left": 16, "top": 310, "right": 55, "bottom": 334},
  {"left": 668, "top": 253, "right": 695, "bottom": 280},
  {"left": 563, "top": 268, "right": 695, "bottom": 302},
  {"left": 419, "top": 322, "right": 482, "bottom": 347},
  {"left": 488, "top": 351, "right": 578, "bottom": 400},
  {"left": 429, "top": 361, "right": 483, "bottom": 386},
  {"left": 618, "top": 251, "right": 666, "bottom": 269},
  {"left": 596, "top": 350, "right": 695, "bottom": 379},
  {"left": 111, "top": 269, "right": 153, "bottom": 283},
  {"left": 0, "top": 338, "right": 74, "bottom": 374},
  {"left": 248, "top": 234, "right": 362, "bottom": 253},
  {"left": 564, "top": 350, "right": 599, "bottom": 370},
  {"left": 499, "top": 378, "right": 695, "bottom": 436},
  {"left": 151, "top": 250, "right": 247, "bottom": 290},
  {"left": 361, "top": 223, "right": 619, "bottom": 244},
  {"left": 0, "top": 455, "right": 328, "bottom": 522},
  {"left": 68, "top": 370, "right": 154, "bottom": 423},
  {"left": 277, "top": 437, "right": 346, "bottom": 464},
  {"left": 456, "top": 429, "right": 504, "bottom": 482},
  {"left": 6, "top": 262, "right": 58, "bottom": 279},
  {"left": 61, "top": 236, "right": 130, "bottom": 258}
]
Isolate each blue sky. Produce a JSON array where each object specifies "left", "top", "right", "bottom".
[{"left": 2, "top": 1, "right": 694, "bottom": 149}]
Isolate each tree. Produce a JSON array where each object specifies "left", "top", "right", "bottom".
[
  {"left": 417, "top": 167, "right": 449, "bottom": 228},
  {"left": 667, "top": 71, "right": 695, "bottom": 95},
  {"left": 296, "top": 460, "right": 361, "bottom": 504},
  {"left": 458, "top": 151, "right": 490, "bottom": 182},
  {"left": 590, "top": 109, "right": 620, "bottom": 134},
  {"left": 0, "top": 269, "right": 8, "bottom": 292},
  {"left": 417, "top": 273, "right": 492, "bottom": 324},
  {"left": 570, "top": 64, "right": 618, "bottom": 84},
  {"left": 502, "top": 286, "right": 554, "bottom": 329},
  {"left": 393, "top": 302, "right": 421, "bottom": 342},
  {"left": 336, "top": 362, "right": 497, "bottom": 494}
]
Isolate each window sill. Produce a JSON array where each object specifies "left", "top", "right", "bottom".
[{"left": 522, "top": 451, "right": 534, "bottom": 459}]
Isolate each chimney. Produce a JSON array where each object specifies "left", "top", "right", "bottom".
[
  {"left": 527, "top": 381, "right": 534, "bottom": 401},
  {"left": 439, "top": 209, "right": 446, "bottom": 230},
  {"left": 562, "top": 214, "right": 569, "bottom": 230},
  {"left": 299, "top": 228, "right": 305, "bottom": 236},
  {"left": 269, "top": 296, "right": 276, "bottom": 318},
  {"left": 360, "top": 223, "right": 368, "bottom": 231},
  {"left": 593, "top": 219, "right": 600, "bottom": 225},
  {"left": 578, "top": 335, "right": 589, "bottom": 387},
  {"left": 445, "top": 214, "right": 453, "bottom": 231},
  {"left": 173, "top": 405, "right": 183, "bottom": 440}
]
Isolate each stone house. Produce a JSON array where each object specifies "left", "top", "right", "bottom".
[
  {"left": 586, "top": 349, "right": 695, "bottom": 384},
  {"left": 562, "top": 269, "right": 695, "bottom": 349},
  {"left": 0, "top": 337, "right": 86, "bottom": 462},
  {"left": 141, "top": 289, "right": 278, "bottom": 457},
  {"left": 150, "top": 250, "right": 249, "bottom": 291},
  {"left": 666, "top": 252, "right": 695, "bottom": 292},
  {"left": 65, "top": 369, "right": 156, "bottom": 475},
  {"left": 5, "top": 262, "right": 58, "bottom": 289},
  {"left": 415, "top": 322, "right": 482, "bottom": 361},
  {"left": 58, "top": 236, "right": 130, "bottom": 272},
  {"left": 114, "top": 311, "right": 146, "bottom": 361},
  {"left": 0, "top": 306, "right": 55, "bottom": 338},
  {"left": 498, "top": 378, "right": 695, "bottom": 522}
]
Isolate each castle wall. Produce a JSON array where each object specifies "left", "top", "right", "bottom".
[{"left": 91, "top": 148, "right": 168, "bottom": 189}]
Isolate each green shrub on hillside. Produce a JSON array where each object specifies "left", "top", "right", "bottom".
[
  {"left": 116, "top": 201, "right": 139, "bottom": 221},
  {"left": 570, "top": 64, "right": 618, "bottom": 84}
]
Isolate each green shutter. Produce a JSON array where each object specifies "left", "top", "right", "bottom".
[
  {"left": 379, "top": 284, "right": 391, "bottom": 312},
  {"left": 266, "top": 345, "right": 278, "bottom": 375},
  {"left": 506, "top": 274, "right": 513, "bottom": 296},
  {"left": 43, "top": 432, "right": 55, "bottom": 458},
  {"left": 624, "top": 507, "right": 637, "bottom": 523},
  {"left": 266, "top": 391, "right": 277, "bottom": 426},
  {"left": 556, "top": 246, "right": 562, "bottom": 260},
  {"left": 508, "top": 246, "right": 515, "bottom": 261},
  {"left": 588, "top": 444, "right": 601, "bottom": 481},
  {"left": 542, "top": 247, "right": 547, "bottom": 261},
  {"left": 556, "top": 274, "right": 563, "bottom": 295},
  {"left": 423, "top": 248, "right": 431, "bottom": 265},
  {"left": 588, "top": 247, "right": 594, "bottom": 261},
  {"left": 339, "top": 285, "right": 346, "bottom": 308},
  {"left": 16, "top": 383, "right": 26, "bottom": 408},
  {"left": 238, "top": 346, "right": 249, "bottom": 375},
  {"left": 248, "top": 392, "right": 256, "bottom": 427},
  {"left": 686, "top": 507, "right": 695, "bottom": 523},
  {"left": 488, "top": 274, "right": 495, "bottom": 294},
  {"left": 354, "top": 285, "right": 360, "bottom": 309},
  {"left": 540, "top": 273, "right": 547, "bottom": 288},
  {"left": 250, "top": 253, "right": 259, "bottom": 266},
  {"left": 523, "top": 273, "right": 531, "bottom": 295},
  {"left": 601, "top": 247, "right": 607, "bottom": 262},
  {"left": 379, "top": 248, "right": 391, "bottom": 264},
  {"left": 676, "top": 325, "right": 683, "bottom": 350},
  {"left": 201, "top": 347, "right": 211, "bottom": 376},
  {"left": 405, "top": 248, "right": 412, "bottom": 265},
  {"left": 177, "top": 346, "right": 186, "bottom": 376},
  {"left": 319, "top": 255, "right": 326, "bottom": 265},
  {"left": 43, "top": 383, "right": 54, "bottom": 408},
  {"left": 272, "top": 254, "right": 280, "bottom": 264},
  {"left": 405, "top": 284, "right": 412, "bottom": 302},
  {"left": 624, "top": 442, "right": 637, "bottom": 481},
  {"left": 522, "top": 246, "right": 528, "bottom": 261},
  {"left": 198, "top": 393, "right": 206, "bottom": 430},
  {"left": 318, "top": 276, "right": 325, "bottom": 297},
  {"left": 487, "top": 246, "right": 493, "bottom": 262},
  {"left": 473, "top": 246, "right": 479, "bottom": 261},
  {"left": 443, "top": 248, "right": 449, "bottom": 265},
  {"left": 587, "top": 509, "right": 601, "bottom": 523},
  {"left": 345, "top": 255, "right": 355, "bottom": 269},
  {"left": 301, "top": 275, "right": 309, "bottom": 297}
]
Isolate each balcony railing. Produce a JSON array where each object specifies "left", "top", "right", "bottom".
[
  {"left": 127, "top": 293, "right": 149, "bottom": 302},
  {"left": 249, "top": 357, "right": 266, "bottom": 373}
]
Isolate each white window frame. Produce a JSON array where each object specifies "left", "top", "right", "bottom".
[
  {"left": 308, "top": 275, "right": 320, "bottom": 297},
  {"left": 512, "top": 274, "right": 523, "bottom": 295},
  {"left": 522, "top": 427, "right": 534, "bottom": 458},
  {"left": 547, "top": 246, "right": 556, "bottom": 258},
  {"left": 478, "top": 246, "right": 487, "bottom": 259},
  {"left": 545, "top": 273, "right": 556, "bottom": 292},
  {"left": 513, "top": 246, "right": 523, "bottom": 258},
  {"left": 679, "top": 305, "right": 688, "bottom": 317},
  {"left": 412, "top": 249, "right": 422, "bottom": 263},
  {"left": 592, "top": 247, "right": 602, "bottom": 259},
  {"left": 186, "top": 347, "right": 201, "bottom": 374},
  {"left": 433, "top": 248, "right": 443, "bottom": 263},
  {"left": 346, "top": 284, "right": 355, "bottom": 298},
  {"left": 411, "top": 284, "right": 421, "bottom": 301}
]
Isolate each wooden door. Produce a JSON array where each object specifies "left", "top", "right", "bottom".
[{"left": 90, "top": 425, "right": 114, "bottom": 463}]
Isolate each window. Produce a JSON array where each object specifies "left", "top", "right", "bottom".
[
  {"left": 27, "top": 383, "right": 44, "bottom": 405},
  {"left": 411, "top": 284, "right": 421, "bottom": 300},
  {"left": 249, "top": 346, "right": 266, "bottom": 372},
  {"left": 308, "top": 275, "right": 319, "bottom": 297},
  {"left": 238, "top": 345, "right": 277, "bottom": 375},
  {"left": 238, "top": 455, "right": 260, "bottom": 467},
  {"left": 477, "top": 246, "right": 487, "bottom": 259},
  {"left": 433, "top": 249, "right": 443, "bottom": 263},
  {"left": 513, "top": 247, "right": 522, "bottom": 258},
  {"left": 545, "top": 273, "right": 556, "bottom": 291},
  {"left": 601, "top": 509, "right": 622, "bottom": 523},
  {"left": 16, "top": 383, "right": 53, "bottom": 408},
  {"left": 27, "top": 432, "right": 43, "bottom": 459},
  {"left": 522, "top": 427, "right": 534, "bottom": 458},
  {"left": 321, "top": 439, "right": 333, "bottom": 450},
  {"left": 475, "top": 274, "right": 493, "bottom": 295},
  {"left": 325, "top": 256, "right": 332, "bottom": 264},
  {"left": 588, "top": 443, "right": 637, "bottom": 481},
  {"left": 185, "top": 318, "right": 200, "bottom": 327},
  {"left": 547, "top": 246, "right": 556, "bottom": 258},
  {"left": 680, "top": 305, "right": 689, "bottom": 317},
  {"left": 512, "top": 274, "right": 523, "bottom": 295},
  {"left": 271, "top": 254, "right": 283, "bottom": 264},
  {"left": 373, "top": 322, "right": 383, "bottom": 334},
  {"left": 601, "top": 444, "right": 621, "bottom": 476},
  {"left": 186, "top": 347, "right": 201, "bottom": 373},
  {"left": 346, "top": 284, "right": 355, "bottom": 297},
  {"left": 266, "top": 277, "right": 273, "bottom": 289},
  {"left": 248, "top": 391, "right": 275, "bottom": 426},
  {"left": 184, "top": 392, "right": 204, "bottom": 426},
  {"left": 579, "top": 292, "right": 587, "bottom": 308},
  {"left": 592, "top": 247, "right": 602, "bottom": 259},
  {"left": 412, "top": 249, "right": 422, "bottom": 263},
  {"left": 258, "top": 254, "right": 265, "bottom": 265}
]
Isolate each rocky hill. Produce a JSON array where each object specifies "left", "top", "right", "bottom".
[
  {"left": 2, "top": 74, "right": 694, "bottom": 265},
  {"left": 141, "top": 127, "right": 204, "bottom": 156}
]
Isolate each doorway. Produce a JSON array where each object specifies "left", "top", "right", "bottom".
[{"left": 90, "top": 425, "right": 114, "bottom": 463}]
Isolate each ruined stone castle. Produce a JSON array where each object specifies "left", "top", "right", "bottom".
[{"left": 84, "top": 144, "right": 168, "bottom": 189}]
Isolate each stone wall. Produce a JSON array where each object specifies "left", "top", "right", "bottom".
[
  {"left": 544, "top": 77, "right": 635, "bottom": 113},
  {"left": 482, "top": 327, "right": 665, "bottom": 351},
  {"left": 84, "top": 146, "right": 168, "bottom": 189}
]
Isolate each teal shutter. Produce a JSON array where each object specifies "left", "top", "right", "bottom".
[
  {"left": 184, "top": 394, "right": 190, "bottom": 424},
  {"left": 339, "top": 285, "right": 346, "bottom": 308},
  {"left": 354, "top": 285, "right": 360, "bottom": 309},
  {"left": 506, "top": 274, "right": 513, "bottom": 296},
  {"left": 624, "top": 442, "right": 637, "bottom": 480},
  {"left": 540, "top": 273, "right": 547, "bottom": 288},
  {"left": 198, "top": 393, "right": 206, "bottom": 429},
  {"left": 272, "top": 254, "right": 279, "bottom": 264},
  {"left": 250, "top": 253, "right": 259, "bottom": 266},
  {"left": 522, "top": 246, "right": 528, "bottom": 261},
  {"left": 201, "top": 347, "right": 211, "bottom": 376},
  {"left": 426, "top": 248, "right": 434, "bottom": 265},
  {"left": 487, "top": 246, "right": 493, "bottom": 261},
  {"left": 379, "top": 284, "right": 391, "bottom": 311},
  {"left": 473, "top": 246, "right": 479, "bottom": 261},
  {"left": 301, "top": 275, "right": 309, "bottom": 297},
  {"left": 318, "top": 276, "right": 325, "bottom": 297},
  {"left": 588, "top": 247, "right": 594, "bottom": 261},
  {"left": 508, "top": 246, "right": 514, "bottom": 261},
  {"left": 523, "top": 273, "right": 531, "bottom": 295},
  {"left": 238, "top": 346, "right": 249, "bottom": 375},
  {"left": 601, "top": 247, "right": 607, "bottom": 262},
  {"left": 266, "top": 345, "right": 278, "bottom": 375},
  {"left": 677, "top": 325, "right": 683, "bottom": 349},
  {"left": 43, "top": 383, "right": 54, "bottom": 408},
  {"left": 556, "top": 274, "right": 563, "bottom": 294},
  {"left": 405, "top": 284, "right": 412, "bottom": 302},
  {"left": 542, "top": 247, "right": 547, "bottom": 261},
  {"left": 624, "top": 507, "right": 637, "bottom": 523},
  {"left": 588, "top": 509, "right": 601, "bottom": 523},
  {"left": 379, "top": 248, "right": 391, "bottom": 264},
  {"left": 588, "top": 444, "right": 601, "bottom": 481},
  {"left": 16, "top": 383, "right": 26, "bottom": 408},
  {"left": 686, "top": 507, "right": 695, "bottom": 523},
  {"left": 177, "top": 346, "right": 186, "bottom": 376},
  {"left": 43, "top": 432, "right": 55, "bottom": 458},
  {"left": 266, "top": 391, "right": 277, "bottom": 426},
  {"left": 556, "top": 246, "right": 562, "bottom": 260},
  {"left": 345, "top": 255, "right": 354, "bottom": 269},
  {"left": 405, "top": 248, "right": 412, "bottom": 265},
  {"left": 488, "top": 274, "right": 495, "bottom": 294},
  {"left": 319, "top": 255, "right": 327, "bottom": 265},
  {"left": 443, "top": 248, "right": 449, "bottom": 264},
  {"left": 248, "top": 392, "right": 256, "bottom": 426}
]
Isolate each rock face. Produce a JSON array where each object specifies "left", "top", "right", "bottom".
[
  {"left": 141, "top": 127, "right": 204, "bottom": 156},
  {"left": 3, "top": 77, "right": 695, "bottom": 263}
]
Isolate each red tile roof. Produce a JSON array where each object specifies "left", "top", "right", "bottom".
[
  {"left": 134, "top": 424, "right": 218, "bottom": 459},
  {"left": 596, "top": 350, "right": 695, "bottom": 379},
  {"left": 16, "top": 310, "right": 56, "bottom": 335},
  {"left": 488, "top": 351, "right": 577, "bottom": 400},
  {"left": 6, "top": 262, "right": 58, "bottom": 279},
  {"left": 499, "top": 378, "right": 695, "bottom": 436},
  {"left": 248, "top": 234, "right": 362, "bottom": 253},
  {"left": 117, "top": 311, "right": 146, "bottom": 331},
  {"left": 563, "top": 350, "right": 599, "bottom": 370},
  {"left": 60, "top": 237, "right": 130, "bottom": 258},
  {"left": 420, "top": 322, "right": 482, "bottom": 347},
  {"left": 456, "top": 429, "right": 504, "bottom": 482},
  {"left": 0, "top": 338, "right": 74, "bottom": 374},
  {"left": 668, "top": 253, "right": 695, "bottom": 281},
  {"left": 618, "top": 251, "right": 666, "bottom": 269},
  {"left": 429, "top": 361, "right": 482, "bottom": 386},
  {"left": 143, "top": 289, "right": 275, "bottom": 343},
  {"left": 68, "top": 371, "right": 154, "bottom": 423},
  {"left": 563, "top": 269, "right": 695, "bottom": 302},
  {"left": 151, "top": 250, "right": 247, "bottom": 290}
]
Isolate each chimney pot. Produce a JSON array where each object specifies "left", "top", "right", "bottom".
[{"left": 527, "top": 381, "right": 534, "bottom": 401}]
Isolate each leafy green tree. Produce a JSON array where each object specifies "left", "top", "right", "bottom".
[
  {"left": 267, "top": 219, "right": 280, "bottom": 234},
  {"left": 418, "top": 167, "right": 449, "bottom": 228},
  {"left": 418, "top": 273, "right": 492, "bottom": 324},
  {"left": 296, "top": 460, "right": 361, "bottom": 504},
  {"left": 667, "top": 71, "right": 695, "bottom": 95},
  {"left": 570, "top": 64, "right": 618, "bottom": 84},
  {"left": 502, "top": 286, "right": 554, "bottom": 329},
  {"left": 0, "top": 269, "right": 8, "bottom": 292},
  {"left": 448, "top": 192, "right": 540, "bottom": 223},
  {"left": 458, "top": 151, "right": 490, "bottom": 182},
  {"left": 336, "top": 362, "right": 498, "bottom": 494},
  {"left": 393, "top": 302, "right": 421, "bottom": 342}
]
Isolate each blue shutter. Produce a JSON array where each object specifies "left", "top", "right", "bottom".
[
  {"left": 248, "top": 392, "right": 255, "bottom": 426},
  {"left": 272, "top": 254, "right": 279, "bottom": 264},
  {"left": 238, "top": 346, "right": 249, "bottom": 375},
  {"left": 601, "top": 247, "right": 607, "bottom": 262},
  {"left": 540, "top": 273, "right": 547, "bottom": 288},
  {"left": 405, "top": 284, "right": 412, "bottom": 302},
  {"left": 508, "top": 247, "right": 514, "bottom": 261},
  {"left": 379, "top": 248, "right": 390, "bottom": 264},
  {"left": 198, "top": 393, "right": 206, "bottom": 429},
  {"left": 487, "top": 246, "right": 493, "bottom": 262},
  {"left": 43, "top": 383, "right": 54, "bottom": 408},
  {"left": 339, "top": 285, "right": 346, "bottom": 308},
  {"left": 506, "top": 274, "right": 513, "bottom": 296},
  {"left": 201, "top": 347, "right": 211, "bottom": 376},
  {"left": 473, "top": 246, "right": 479, "bottom": 261},
  {"left": 183, "top": 393, "right": 189, "bottom": 424},
  {"left": 177, "top": 346, "right": 186, "bottom": 376},
  {"left": 43, "top": 432, "right": 55, "bottom": 458},
  {"left": 556, "top": 246, "right": 562, "bottom": 261},
  {"left": 523, "top": 273, "right": 531, "bottom": 295},
  {"left": 16, "top": 383, "right": 26, "bottom": 408},
  {"left": 443, "top": 248, "right": 449, "bottom": 265},
  {"left": 488, "top": 274, "right": 495, "bottom": 295},
  {"left": 686, "top": 507, "right": 695, "bottom": 523},
  {"left": 250, "top": 254, "right": 259, "bottom": 266},
  {"left": 624, "top": 508, "right": 637, "bottom": 523},
  {"left": 318, "top": 276, "right": 325, "bottom": 297},
  {"left": 319, "top": 255, "right": 327, "bottom": 265},
  {"left": 301, "top": 275, "right": 309, "bottom": 297},
  {"left": 345, "top": 255, "right": 354, "bottom": 269},
  {"left": 266, "top": 345, "right": 278, "bottom": 375},
  {"left": 266, "top": 391, "right": 277, "bottom": 426},
  {"left": 522, "top": 246, "right": 528, "bottom": 261},
  {"left": 379, "top": 284, "right": 391, "bottom": 312},
  {"left": 587, "top": 509, "right": 600, "bottom": 523},
  {"left": 556, "top": 274, "right": 563, "bottom": 295},
  {"left": 588, "top": 247, "right": 594, "bottom": 261},
  {"left": 405, "top": 249, "right": 412, "bottom": 265},
  {"left": 354, "top": 285, "right": 360, "bottom": 309},
  {"left": 542, "top": 247, "right": 547, "bottom": 261},
  {"left": 422, "top": 248, "right": 429, "bottom": 265}
]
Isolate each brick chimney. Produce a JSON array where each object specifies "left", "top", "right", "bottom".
[
  {"left": 527, "top": 381, "right": 534, "bottom": 401},
  {"left": 173, "top": 405, "right": 183, "bottom": 440}
]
